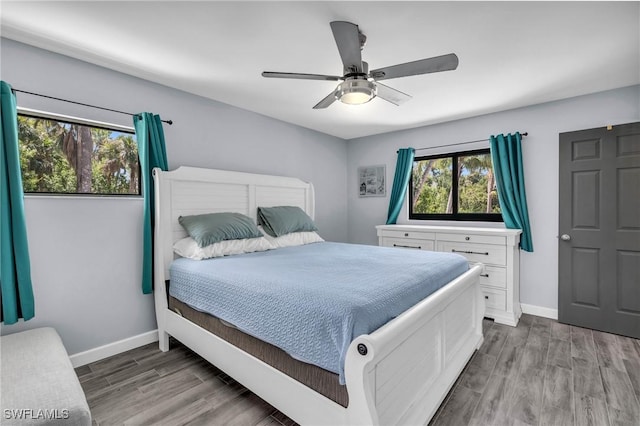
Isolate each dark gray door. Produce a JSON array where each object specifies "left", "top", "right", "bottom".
[{"left": 558, "top": 122, "right": 640, "bottom": 339}]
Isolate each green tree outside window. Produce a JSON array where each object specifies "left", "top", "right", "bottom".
[
  {"left": 18, "top": 114, "right": 139, "bottom": 195},
  {"left": 410, "top": 149, "right": 502, "bottom": 221}
]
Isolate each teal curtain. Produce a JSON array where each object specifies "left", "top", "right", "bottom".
[
  {"left": 490, "top": 132, "right": 533, "bottom": 252},
  {"left": 386, "top": 148, "right": 415, "bottom": 224},
  {"left": 1, "top": 81, "right": 35, "bottom": 323},
  {"left": 133, "top": 113, "right": 168, "bottom": 294}
]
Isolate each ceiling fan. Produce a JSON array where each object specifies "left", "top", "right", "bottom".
[{"left": 262, "top": 21, "right": 459, "bottom": 109}]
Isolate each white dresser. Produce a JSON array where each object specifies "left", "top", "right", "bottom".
[{"left": 376, "top": 225, "right": 522, "bottom": 326}]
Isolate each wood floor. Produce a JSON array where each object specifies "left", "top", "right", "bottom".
[
  {"left": 76, "top": 314, "right": 640, "bottom": 425},
  {"left": 430, "top": 315, "right": 640, "bottom": 426}
]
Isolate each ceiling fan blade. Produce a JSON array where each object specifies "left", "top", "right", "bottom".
[
  {"left": 375, "top": 83, "right": 412, "bottom": 106},
  {"left": 262, "top": 71, "right": 342, "bottom": 81},
  {"left": 313, "top": 90, "right": 338, "bottom": 109},
  {"left": 330, "top": 21, "right": 363, "bottom": 73},
  {"left": 371, "top": 53, "right": 459, "bottom": 81}
]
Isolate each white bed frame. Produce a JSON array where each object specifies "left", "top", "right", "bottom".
[{"left": 153, "top": 166, "right": 484, "bottom": 426}]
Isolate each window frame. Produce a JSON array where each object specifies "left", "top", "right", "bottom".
[
  {"left": 17, "top": 108, "right": 141, "bottom": 197},
  {"left": 408, "top": 148, "right": 503, "bottom": 222}
]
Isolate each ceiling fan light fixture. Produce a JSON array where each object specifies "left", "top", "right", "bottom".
[{"left": 337, "top": 79, "right": 376, "bottom": 105}]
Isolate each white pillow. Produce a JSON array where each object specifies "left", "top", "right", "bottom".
[
  {"left": 261, "top": 229, "right": 324, "bottom": 248},
  {"left": 173, "top": 236, "right": 274, "bottom": 260}
]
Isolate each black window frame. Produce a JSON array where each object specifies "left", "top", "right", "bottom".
[
  {"left": 409, "top": 148, "right": 503, "bottom": 222},
  {"left": 18, "top": 111, "right": 141, "bottom": 197}
]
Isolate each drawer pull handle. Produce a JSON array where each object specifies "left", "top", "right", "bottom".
[
  {"left": 394, "top": 244, "right": 421, "bottom": 249},
  {"left": 451, "top": 249, "right": 489, "bottom": 255},
  {"left": 465, "top": 236, "right": 470, "bottom": 241},
  {"left": 480, "top": 274, "right": 489, "bottom": 277},
  {"left": 404, "top": 233, "right": 409, "bottom": 237},
  {"left": 484, "top": 296, "right": 489, "bottom": 300}
]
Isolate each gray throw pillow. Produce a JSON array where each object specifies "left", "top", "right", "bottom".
[
  {"left": 178, "top": 212, "right": 262, "bottom": 248},
  {"left": 257, "top": 206, "right": 318, "bottom": 237}
]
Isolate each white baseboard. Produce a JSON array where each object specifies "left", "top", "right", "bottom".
[
  {"left": 521, "top": 303, "right": 558, "bottom": 320},
  {"left": 69, "top": 329, "right": 158, "bottom": 368}
]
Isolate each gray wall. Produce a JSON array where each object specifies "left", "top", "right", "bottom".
[
  {"left": 0, "top": 38, "right": 348, "bottom": 355},
  {"left": 346, "top": 85, "right": 640, "bottom": 313}
]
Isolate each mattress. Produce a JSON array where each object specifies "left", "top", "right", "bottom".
[
  {"left": 169, "top": 241, "right": 469, "bottom": 384},
  {"left": 169, "top": 296, "right": 349, "bottom": 407}
]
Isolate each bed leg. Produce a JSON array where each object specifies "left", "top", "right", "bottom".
[{"left": 158, "top": 330, "right": 170, "bottom": 352}]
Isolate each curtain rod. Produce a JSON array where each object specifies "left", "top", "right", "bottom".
[
  {"left": 12, "top": 89, "right": 173, "bottom": 125},
  {"left": 413, "top": 131, "right": 528, "bottom": 152}
]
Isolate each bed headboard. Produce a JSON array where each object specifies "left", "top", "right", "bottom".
[{"left": 152, "top": 166, "right": 315, "bottom": 277}]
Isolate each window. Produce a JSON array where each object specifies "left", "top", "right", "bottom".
[
  {"left": 18, "top": 112, "right": 139, "bottom": 195},
  {"left": 409, "top": 149, "right": 502, "bottom": 221}
]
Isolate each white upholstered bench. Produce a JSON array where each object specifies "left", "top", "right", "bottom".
[{"left": 0, "top": 327, "right": 91, "bottom": 425}]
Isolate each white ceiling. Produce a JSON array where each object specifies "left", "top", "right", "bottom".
[{"left": 1, "top": 1, "right": 638, "bottom": 139}]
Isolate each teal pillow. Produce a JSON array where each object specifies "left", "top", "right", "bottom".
[
  {"left": 178, "top": 212, "right": 262, "bottom": 248},
  {"left": 257, "top": 206, "right": 318, "bottom": 237}
]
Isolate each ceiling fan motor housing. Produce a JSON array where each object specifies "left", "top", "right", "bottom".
[{"left": 344, "top": 61, "right": 369, "bottom": 77}]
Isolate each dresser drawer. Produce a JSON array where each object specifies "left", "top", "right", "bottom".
[
  {"left": 479, "top": 266, "right": 507, "bottom": 289},
  {"left": 382, "top": 237, "right": 435, "bottom": 251},
  {"left": 437, "top": 232, "right": 506, "bottom": 245},
  {"left": 482, "top": 288, "right": 506, "bottom": 311},
  {"left": 379, "top": 229, "right": 436, "bottom": 240},
  {"left": 437, "top": 241, "right": 506, "bottom": 266}
]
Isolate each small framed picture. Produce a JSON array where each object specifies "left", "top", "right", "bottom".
[{"left": 358, "top": 165, "right": 386, "bottom": 197}]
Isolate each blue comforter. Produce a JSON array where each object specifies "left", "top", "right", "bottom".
[{"left": 169, "top": 242, "right": 468, "bottom": 383}]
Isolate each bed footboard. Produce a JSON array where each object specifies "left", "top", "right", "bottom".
[{"left": 344, "top": 264, "right": 483, "bottom": 425}]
